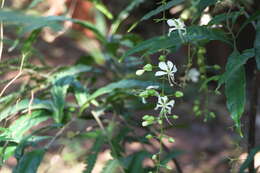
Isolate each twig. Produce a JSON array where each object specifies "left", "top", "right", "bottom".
[
  {"left": 45, "top": 118, "right": 75, "bottom": 149},
  {"left": 0, "top": 0, "right": 5, "bottom": 61},
  {"left": 0, "top": 53, "right": 26, "bottom": 97}
]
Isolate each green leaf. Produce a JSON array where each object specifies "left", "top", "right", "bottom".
[
  {"left": 237, "top": 10, "right": 260, "bottom": 36},
  {"left": 208, "top": 11, "right": 242, "bottom": 26},
  {"left": 48, "top": 64, "right": 92, "bottom": 83},
  {"left": 80, "top": 80, "right": 156, "bottom": 114},
  {"left": 239, "top": 146, "right": 260, "bottom": 173},
  {"left": 219, "top": 49, "right": 254, "bottom": 85},
  {"left": 101, "top": 159, "right": 121, "bottom": 173},
  {"left": 124, "top": 151, "right": 151, "bottom": 173},
  {"left": 0, "top": 99, "right": 52, "bottom": 122},
  {"left": 13, "top": 149, "right": 45, "bottom": 173},
  {"left": 7, "top": 111, "right": 49, "bottom": 142},
  {"left": 255, "top": 20, "right": 260, "bottom": 70},
  {"left": 225, "top": 51, "right": 246, "bottom": 136},
  {"left": 83, "top": 135, "right": 105, "bottom": 173},
  {"left": 0, "top": 9, "right": 106, "bottom": 42},
  {"left": 51, "top": 76, "right": 74, "bottom": 123},
  {"left": 89, "top": 0, "right": 114, "bottom": 19},
  {"left": 122, "top": 26, "right": 231, "bottom": 60},
  {"left": 110, "top": 0, "right": 146, "bottom": 34},
  {"left": 140, "top": 0, "right": 184, "bottom": 21}
]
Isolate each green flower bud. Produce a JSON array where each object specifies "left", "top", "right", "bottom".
[
  {"left": 209, "top": 112, "right": 216, "bottom": 118},
  {"left": 172, "top": 115, "right": 179, "bottom": 119},
  {"left": 159, "top": 55, "right": 166, "bottom": 61},
  {"left": 145, "top": 134, "right": 153, "bottom": 139},
  {"left": 168, "top": 137, "right": 175, "bottom": 143},
  {"left": 193, "top": 105, "right": 199, "bottom": 112},
  {"left": 142, "top": 115, "right": 150, "bottom": 120},
  {"left": 158, "top": 119, "right": 163, "bottom": 125},
  {"left": 175, "top": 91, "right": 184, "bottom": 97},
  {"left": 213, "top": 64, "right": 221, "bottom": 70},
  {"left": 143, "top": 64, "right": 153, "bottom": 71},
  {"left": 152, "top": 154, "right": 157, "bottom": 160}
]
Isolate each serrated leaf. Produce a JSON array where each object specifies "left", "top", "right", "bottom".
[
  {"left": 13, "top": 149, "right": 45, "bottom": 173},
  {"left": 225, "top": 51, "right": 246, "bottom": 136},
  {"left": 0, "top": 99, "right": 52, "bottom": 122},
  {"left": 101, "top": 159, "right": 121, "bottom": 173},
  {"left": 255, "top": 20, "right": 260, "bottom": 70},
  {"left": 51, "top": 76, "right": 74, "bottom": 123},
  {"left": 83, "top": 135, "right": 105, "bottom": 173},
  {"left": 124, "top": 151, "right": 151, "bottom": 173},
  {"left": 7, "top": 111, "right": 49, "bottom": 142}
]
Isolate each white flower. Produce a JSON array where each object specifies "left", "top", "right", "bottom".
[
  {"left": 199, "top": 14, "right": 212, "bottom": 26},
  {"left": 187, "top": 68, "right": 200, "bottom": 83},
  {"left": 155, "top": 61, "right": 177, "bottom": 86},
  {"left": 155, "top": 96, "right": 175, "bottom": 114},
  {"left": 167, "top": 19, "right": 186, "bottom": 37}
]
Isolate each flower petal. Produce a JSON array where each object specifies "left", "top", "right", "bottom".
[
  {"left": 167, "top": 61, "right": 174, "bottom": 70},
  {"left": 167, "top": 19, "right": 175, "bottom": 27},
  {"left": 158, "top": 62, "right": 168, "bottom": 71},
  {"left": 167, "top": 100, "right": 175, "bottom": 107},
  {"left": 155, "top": 71, "right": 167, "bottom": 76},
  {"left": 172, "top": 65, "right": 177, "bottom": 72}
]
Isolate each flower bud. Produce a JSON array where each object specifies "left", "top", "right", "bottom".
[
  {"left": 143, "top": 64, "right": 153, "bottom": 71},
  {"left": 175, "top": 91, "right": 184, "bottom": 97},
  {"left": 159, "top": 55, "right": 166, "bottom": 61},
  {"left": 168, "top": 137, "right": 175, "bottom": 143},
  {"left": 145, "top": 134, "right": 153, "bottom": 139},
  {"left": 136, "top": 69, "right": 145, "bottom": 76}
]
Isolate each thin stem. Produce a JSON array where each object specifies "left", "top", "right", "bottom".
[{"left": 248, "top": 71, "right": 260, "bottom": 173}]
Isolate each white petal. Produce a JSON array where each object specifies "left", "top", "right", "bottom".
[
  {"left": 155, "top": 71, "right": 167, "bottom": 76},
  {"left": 167, "top": 19, "right": 175, "bottom": 27},
  {"left": 167, "top": 61, "right": 174, "bottom": 70},
  {"left": 146, "top": 85, "right": 159, "bottom": 89},
  {"left": 158, "top": 62, "right": 168, "bottom": 71},
  {"left": 167, "top": 100, "right": 175, "bottom": 107},
  {"left": 168, "top": 28, "right": 176, "bottom": 36},
  {"left": 172, "top": 65, "right": 177, "bottom": 72}
]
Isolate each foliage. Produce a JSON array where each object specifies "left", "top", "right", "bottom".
[{"left": 0, "top": 0, "right": 259, "bottom": 173}]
